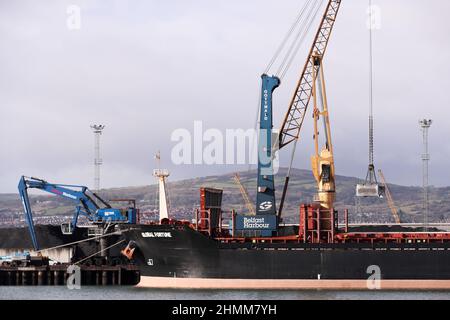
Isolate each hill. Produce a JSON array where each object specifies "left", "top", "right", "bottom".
[{"left": 1, "top": 168, "right": 449, "bottom": 227}]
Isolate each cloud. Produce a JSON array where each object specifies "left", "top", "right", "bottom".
[{"left": 0, "top": 0, "right": 449, "bottom": 193}]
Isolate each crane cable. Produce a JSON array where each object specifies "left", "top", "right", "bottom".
[
  {"left": 264, "top": 0, "right": 314, "bottom": 74},
  {"left": 255, "top": 0, "right": 325, "bottom": 155},
  {"left": 368, "top": 0, "right": 375, "bottom": 170},
  {"left": 264, "top": 0, "right": 325, "bottom": 79},
  {"left": 249, "top": 1, "right": 314, "bottom": 183},
  {"left": 362, "top": 0, "right": 379, "bottom": 186},
  {"left": 248, "top": 0, "right": 314, "bottom": 174},
  {"left": 276, "top": 0, "right": 317, "bottom": 77},
  {"left": 279, "top": 0, "right": 325, "bottom": 80}
]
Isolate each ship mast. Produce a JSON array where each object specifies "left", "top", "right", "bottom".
[{"left": 153, "top": 151, "right": 170, "bottom": 222}]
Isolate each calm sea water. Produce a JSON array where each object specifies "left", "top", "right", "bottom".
[{"left": 0, "top": 287, "right": 449, "bottom": 300}]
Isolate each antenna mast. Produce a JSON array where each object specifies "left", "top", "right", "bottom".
[
  {"left": 91, "top": 124, "right": 105, "bottom": 192},
  {"left": 419, "top": 119, "right": 432, "bottom": 231}
]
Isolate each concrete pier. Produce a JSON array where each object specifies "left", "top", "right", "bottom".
[{"left": 0, "top": 265, "right": 140, "bottom": 286}]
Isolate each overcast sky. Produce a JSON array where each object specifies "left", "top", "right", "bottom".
[{"left": 1, "top": 0, "right": 449, "bottom": 193}]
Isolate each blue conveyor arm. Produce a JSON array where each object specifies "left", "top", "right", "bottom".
[
  {"left": 18, "top": 177, "right": 40, "bottom": 251},
  {"left": 17, "top": 176, "right": 109, "bottom": 250}
]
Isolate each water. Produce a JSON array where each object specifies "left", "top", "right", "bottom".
[{"left": 0, "top": 287, "right": 449, "bottom": 300}]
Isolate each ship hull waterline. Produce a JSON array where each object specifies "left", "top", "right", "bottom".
[
  {"left": 3, "top": 224, "right": 450, "bottom": 290},
  {"left": 127, "top": 225, "right": 450, "bottom": 290},
  {"left": 137, "top": 277, "right": 450, "bottom": 290}
]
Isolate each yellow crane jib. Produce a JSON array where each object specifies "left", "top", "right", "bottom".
[
  {"left": 233, "top": 173, "right": 256, "bottom": 216},
  {"left": 310, "top": 54, "right": 336, "bottom": 210},
  {"left": 378, "top": 169, "right": 401, "bottom": 224},
  {"left": 277, "top": 0, "right": 342, "bottom": 217}
]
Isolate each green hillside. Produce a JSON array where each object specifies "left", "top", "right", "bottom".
[{"left": 1, "top": 168, "right": 449, "bottom": 225}]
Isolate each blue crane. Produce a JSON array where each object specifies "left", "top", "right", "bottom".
[
  {"left": 18, "top": 176, "right": 137, "bottom": 251},
  {"left": 253, "top": 0, "right": 342, "bottom": 228},
  {"left": 256, "top": 74, "right": 280, "bottom": 216}
]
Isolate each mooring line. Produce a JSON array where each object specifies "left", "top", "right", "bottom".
[
  {"left": 35, "top": 227, "right": 136, "bottom": 253},
  {"left": 74, "top": 239, "right": 126, "bottom": 265}
]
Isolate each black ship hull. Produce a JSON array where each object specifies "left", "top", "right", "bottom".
[
  {"left": 2, "top": 224, "right": 450, "bottom": 289},
  {"left": 127, "top": 225, "right": 450, "bottom": 282}
]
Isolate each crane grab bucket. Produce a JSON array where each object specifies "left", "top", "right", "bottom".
[{"left": 356, "top": 183, "right": 385, "bottom": 198}]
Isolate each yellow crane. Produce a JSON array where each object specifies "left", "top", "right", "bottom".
[
  {"left": 378, "top": 169, "right": 401, "bottom": 224},
  {"left": 278, "top": 1, "right": 341, "bottom": 212},
  {"left": 233, "top": 173, "right": 256, "bottom": 216},
  {"left": 310, "top": 53, "right": 335, "bottom": 210}
]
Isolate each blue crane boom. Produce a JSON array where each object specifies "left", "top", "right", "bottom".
[
  {"left": 256, "top": 75, "right": 280, "bottom": 216},
  {"left": 18, "top": 176, "right": 137, "bottom": 251}
]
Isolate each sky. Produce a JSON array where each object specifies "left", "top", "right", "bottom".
[{"left": 0, "top": 0, "right": 449, "bottom": 193}]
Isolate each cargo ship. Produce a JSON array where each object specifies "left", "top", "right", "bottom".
[
  {"left": 2, "top": 189, "right": 450, "bottom": 290},
  {"left": 121, "top": 186, "right": 450, "bottom": 290},
  {"left": 2, "top": 177, "right": 450, "bottom": 289},
  {"left": 3, "top": 0, "right": 450, "bottom": 290}
]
